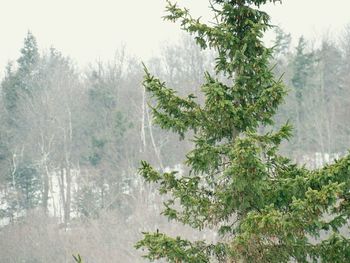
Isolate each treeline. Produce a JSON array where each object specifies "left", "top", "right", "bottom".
[
  {"left": 0, "top": 32, "right": 214, "bottom": 262},
  {"left": 273, "top": 27, "right": 350, "bottom": 163},
  {"left": 0, "top": 27, "right": 349, "bottom": 262}
]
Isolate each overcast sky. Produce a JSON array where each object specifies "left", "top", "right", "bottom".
[{"left": 1, "top": 0, "right": 350, "bottom": 74}]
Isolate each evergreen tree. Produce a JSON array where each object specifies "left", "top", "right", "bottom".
[
  {"left": 273, "top": 26, "right": 291, "bottom": 58},
  {"left": 136, "top": 1, "right": 350, "bottom": 262},
  {"left": 7, "top": 161, "right": 41, "bottom": 212},
  {"left": 17, "top": 31, "right": 39, "bottom": 75},
  {"left": 2, "top": 31, "right": 40, "bottom": 118},
  {"left": 75, "top": 58, "right": 135, "bottom": 219},
  {"left": 292, "top": 37, "right": 314, "bottom": 106},
  {"left": 315, "top": 39, "right": 343, "bottom": 154},
  {"left": 290, "top": 37, "right": 315, "bottom": 155},
  {"left": 0, "top": 32, "right": 42, "bottom": 219}
]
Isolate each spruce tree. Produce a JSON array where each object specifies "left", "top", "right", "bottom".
[
  {"left": 2, "top": 31, "right": 40, "bottom": 113},
  {"left": 136, "top": 1, "right": 350, "bottom": 262},
  {"left": 17, "top": 31, "right": 39, "bottom": 75},
  {"left": 291, "top": 37, "right": 315, "bottom": 155}
]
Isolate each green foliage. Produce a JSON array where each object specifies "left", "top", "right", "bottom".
[
  {"left": 2, "top": 31, "right": 40, "bottom": 113},
  {"left": 17, "top": 31, "right": 39, "bottom": 75},
  {"left": 136, "top": 1, "right": 350, "bottom": 262},
  {"left": 292, "top": 37, "right": 315, "bottom": 100},
  {"left": 88, "top": 136, "right": 106, "bottom": 166},
  {"left": 1, "top": 160, "right": 41, "bottom": 218},
  {"left": 136, "top": 232, "right": 213, "bottom": 262},
  {"left": 274, "top": 34, "right": 347, "bottom": 155},
  {"left": 273, "top": 26, "right": 291, "bottom": 57},
  {"left": 73, "top": 254, "right": 83, "bottom": 263},
  {"left": 13, "top": 162, "right": 41, "bottom": 209},
  {"left": 75, "top": 60, "right": 136, "bottom": 219},
  {"left": 0, "top": 32, "right": 43, "bottom": 219}
]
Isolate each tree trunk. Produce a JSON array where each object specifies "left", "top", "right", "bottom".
[
  {"left": 42, "top": 171, "right": 49, "bottom": 214},
  {"left": 64, "top": 163, "right": 71, "bottom": 225},
  {"left": 59, "top": 164, "right": 66, "bottom": 223}
]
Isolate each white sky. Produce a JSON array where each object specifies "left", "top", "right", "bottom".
[{"left": 1, "top": 0, "right": 350, "bottom": 74}]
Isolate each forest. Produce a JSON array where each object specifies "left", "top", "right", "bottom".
[{"left": 1, "top": 1, "right": 350, "bottom": 262}]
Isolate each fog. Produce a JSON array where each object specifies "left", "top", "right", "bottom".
[
  {"left": 1, "top": 1, "right": 350, "bottom": 262},
  {"left": 1, "top": 0, "right": 350, "bottom": 72}
]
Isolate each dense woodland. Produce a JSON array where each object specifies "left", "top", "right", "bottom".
[{"left": 1, "top": 23, "right": 350, "bottom": 262}]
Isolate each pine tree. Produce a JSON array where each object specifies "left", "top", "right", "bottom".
[
  {"left": 290, "top": 37, "right": 315, "bottom": 155},
  {"left": 136, "top": 1, "right": 350, "bottom": 262},
  {"left": 0, "top": 32, "right": 42, "bottom": 219},
  {"left": 2, "top": 31, "right": 40, "bottom": 113},
  {"left": 17, "top": 31, "right": 39, "bottom": 72}
]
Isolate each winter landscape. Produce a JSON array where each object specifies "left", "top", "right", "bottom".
[{"left": 1, "top": 0, "right": 350, "bottom": 262}]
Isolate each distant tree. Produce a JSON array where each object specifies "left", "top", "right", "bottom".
[
  {"left": 0, "top": 158, "right": 41, "bottom": 220},
  {"left": 0, "top": 38, "right": 84, "bottom": 221},
  {"left": 0, "top": 32, "right": 42, "bottom": 220},
  {"left": 2, "top": 31, "right": 39, "bottom": 114},
  {"left": 36, "top": 48, "right": 83, "bottom": 222},
  {"left": 136, "top": 1, "right": 350, "bottom": 262},
  {"left": 339, "top": 24, "right": 350, "bottom": 145},
  {"left": 314, "top": 38, "right": 343, "bottom": 154},
  {"left": 17, "top": 31, "right": 39, "bottom": 75},
  {"left": 9, "top": 160, "right": 41, "bottom": 210},
  {"left": 75, "top": 55, "right": 136, "bottom": 219},
  {"left": 288, "top": 36, "right": 345, "bottom": 158},
  {"left": 273, "top": 26, "right": 291, "bottom": 58},
  {"left": 290, "top": 37, "right": 315, "bottom": 155}
]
